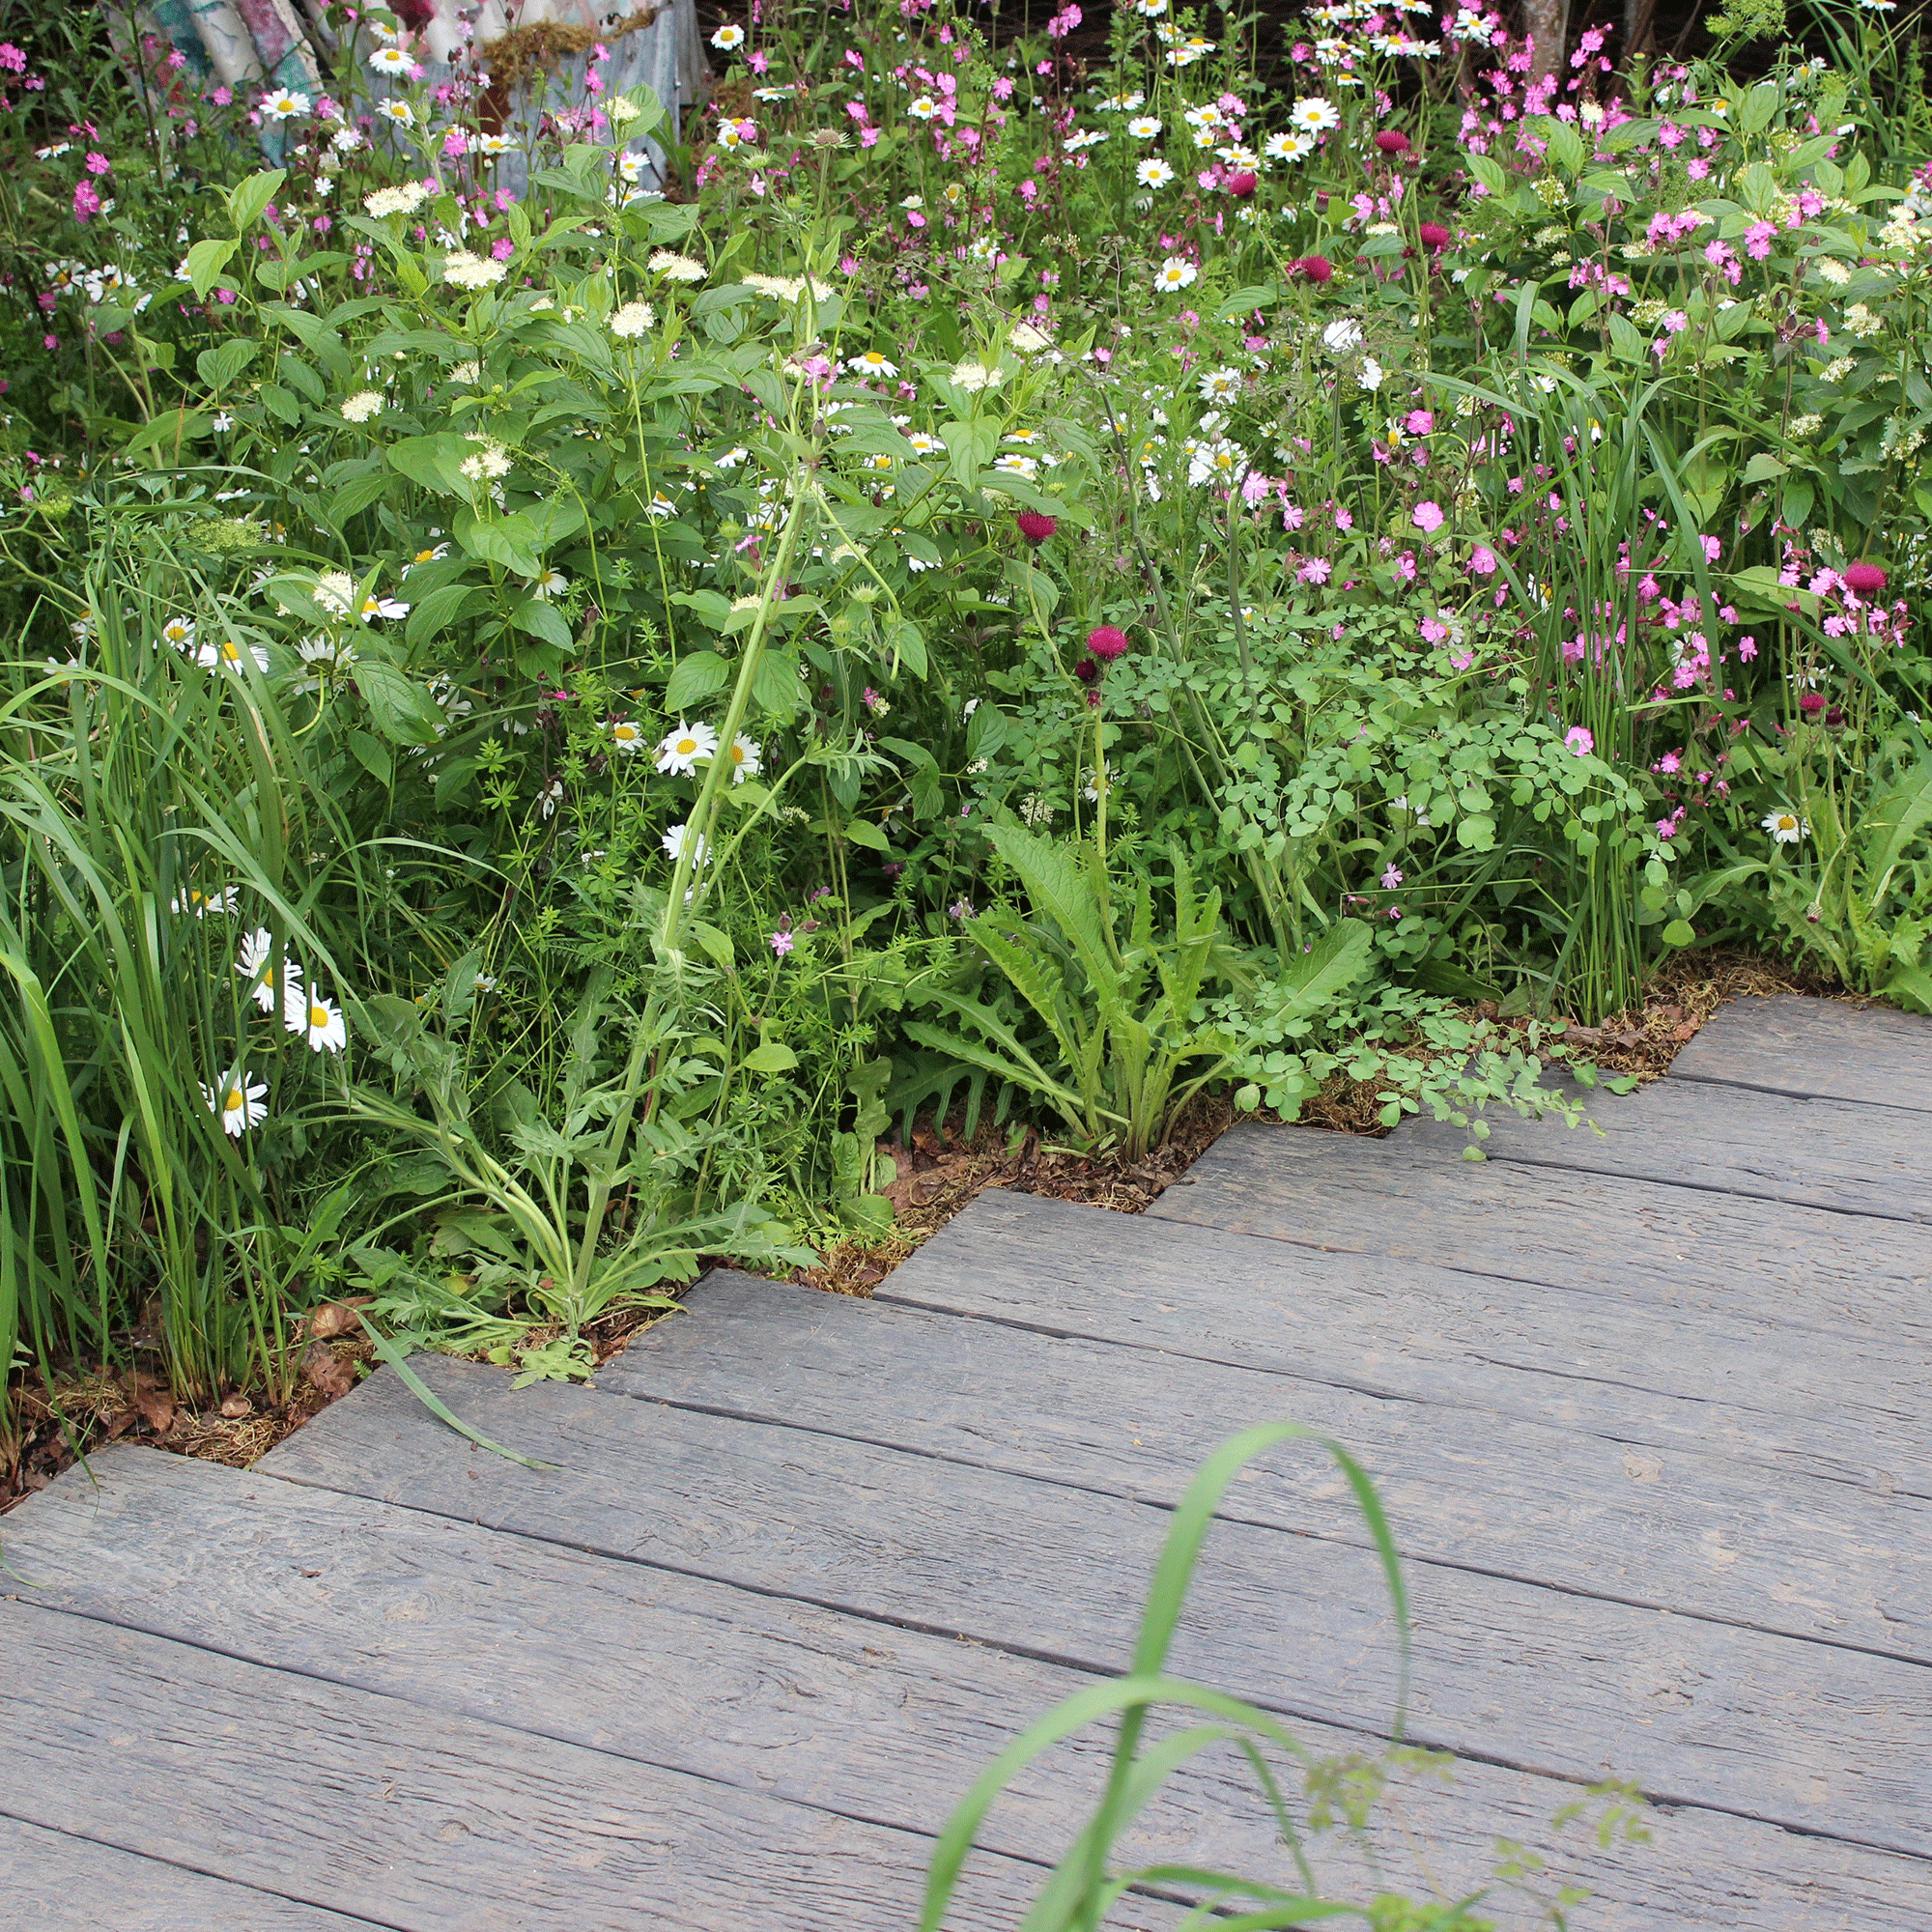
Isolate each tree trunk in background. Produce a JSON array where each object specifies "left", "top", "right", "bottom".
[{"left": 1523, "top": 0, "right": 1567, "bottom": 80}]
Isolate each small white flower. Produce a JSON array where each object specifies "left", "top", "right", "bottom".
[
  {"left": 1290, "top": 96, "right": 1341, "bottom": 133},
  {"left": 908, "top": 96, "right": 939, "bottom": 120},
  {"left": 531, "top": 570, "right": 569, "bottom": 600},
  {"left": 847, "top": 350, "right": 900, "bottom": 378},
  {"left": 1198, "top": 365, "right": 1242, "bottom": 402},
  {"left": 1137, "top": 158, "right": 1177, "bottom": 188},
  {"left": 1322, "top": 318, "right": 1366, "bottom": 355},
  {"left": 1127, "top": 115, "right": 1163, "bottom": 138},
  {"left": 650, "top": 250, "right": 707, "bottom": 281},
  {"left": 1155, "top": 257, "right": 1198, "bottom": 292},
  {"left": 236, "top": 927, "right": 301, "bottom": 1013},
  {"left": 1762, "top": 809, "right": 1808, "bottom": 844},
  {"left": 172, "top": 884, "right": 238, "bottom": 918},
  {"left": 655, "top": 721, "right": 719, "bottom": 774},
  {"left": 159, "top": 615, "right": 197, "bottom": 652},
  {"left": 611, "top": 299, "right": 656, "bottom": 338},
  {"left": 258, "top": 89, "right": 310, "bottom": 122},
  {"left": 339, "top": 389, "right": 384, "bottom": 423},
  {"left": 1009, "top": 322, "right": 1052, "bottom": 355},
  {"left": 711, "top": 21, "right": 747, "bottom": 47},
  {"left": 950, "top": 357, "right": 1003, "bottom": 393},
  {"left": 204, "top": 1069, "right": 269, "bottom": 1136},
  {"left": 363, "top": 182, "right": 429, "bottom": 219},
  {"left": 286, "top": 985, "right": 347, "bottom": 1053},
  {"left": 662, "top": 822, "right": 710, "bottom": 866},
  {"left": 368, "top": 44, "right": 416, "bottom": 74},
  {"left": 726, "top": 733, "right": 762, "bottom": 782},
  {"left": 443, "top": 249, "right": 507, "bottom": 290}
]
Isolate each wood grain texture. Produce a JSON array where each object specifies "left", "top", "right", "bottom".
[
  {"left": 881, "top": 1187, "right": 1932, "bottom": 1499},
  {"left": 0, "top": 1587, "right": 1139, "bottom": 1932},
  {"left": 1147, "top": 1122, "right": 1932, "bottom": 1347},
  {"left": 1669, "top": 995, "right": 1932, "bottom": 1113},
  {"left": 256, "top": 1354, "right": 1932, "bottom": 1858},
  {"left": 14, "top": 1452, "right": 1931, "bottom": 1932},
  {"left": 600, "top": 1269, "right": 1932, "bottom": 1662},
  {"left": 1398, "top": 1073, "right": 1932, "bottom": 1224},
  {"left": 0, "top": 1812, "right": 369, "bottom": 1931}
]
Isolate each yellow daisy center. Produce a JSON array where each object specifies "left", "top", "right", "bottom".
[
  {"left": 225, "top": 1089, "right": 244, "bottom": 1111},
  {"left": 220, "top": 639, "right": 242, "bottom": 661},
  {"left": 676, "top": 737, "right": 697, "bottom": 755},
  {"left": 310, "top": 1004, "right": 327, "bottom": 1028}
]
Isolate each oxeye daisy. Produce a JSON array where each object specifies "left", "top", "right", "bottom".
[
  {"left": 847, "top": 350, "right": 900, "bottom": 378},
  {"left": 727, "top": 733, "right": 762, "bottom": 781},
  {"left": 359, "top": 594, "right": 410, "bottom": 622},
  {"left": 171, "top": 884, "right": 238, "bottom": 918},
  {"left": 198, "top": 636, "right": 271, "bottom": 674},
  {"left": 655, "top": 721, "right": 718, "bottom": 773},
  {"left": 204, "top": 1069, "right": 269, "bottom": 1137},
  {"left": 159, "top": 615, "right": 197, "bottom": 652},
  {"left": 1762, "top": 809, "right": 1808, "bottom": 844},
  {"left": 237, "top": 927, "right": 302, "bottom": 1013},
  {"left": 605, "top": 719, "right": 647, "bottom": 754},
  {"left": 662, "top": 821, "right": 709, "bottom": 865},
  {"left": 1136, "top": 157, "right": 1177, "bottom": 188},
  {"left": 711, "top": 21, "right": 746, "bottom": 46},
  {"left": 1290, "top": 96, "right": 1341, "bottom": 133},
  {"left": 1155, "top": 257, "right": 1198, "bottom": 292},
  {"left": 368, "top": 44, "right": 416, "bottom": 74},
  {"left": 286, "top": 985, "right": 347, "bottom": 1053},
  {"left": 376, "top": 99, "right": 415, "bottom": 127},
  {"left": 1127, "top": 116, "right": 1162, "bottom": 138}
]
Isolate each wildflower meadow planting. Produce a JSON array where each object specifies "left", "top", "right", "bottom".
[{"left": 1, "top": 0, "right": 1929, "bottom": 1438}]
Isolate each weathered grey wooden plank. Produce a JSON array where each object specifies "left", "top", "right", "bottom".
[
  {"left": 0, "top": 1811, "right": 371, "bottom": 1931},
  {"left": 1148, "top": 1122, "right": 1932, "bottom": 1348},
  {"left": 881, "top": 1188, "right": 1931, "bottom": 1500},
  {"left": 14, "top": 1452, "right": 1930, "bottom": 1932},
  {"left": 1669, "top": 995, "right": 1932, "bottom": 1114},
  {"left": 0, "top": 1587, "right": 1142, "bottom": 1932},
  {"left": 599, "top": 1269, "right": 1932, "bottom": 1662},
  {"left": 1399, "top": 1076, "right": 1932, "bottom": 1224},
  {"left": 256, "top": 1355, "right": 1932, "bottom": 1859}
]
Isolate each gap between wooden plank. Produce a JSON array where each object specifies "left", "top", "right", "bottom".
[
  {"left": 16, "top": 1452, "right": 1928, "bottom": 1932},
  {"left": 873, "top": 1188, "right": 1930, "bottom": 1503},
  {"left": 0, "top": 1809, "right": 384, "bottom": 1932},
  {"left": 252, "top": 1355, "right": 1932, "bottom": 1862},
  {"left": 1147, "top": 1124, "right": 1932, "bottom": 1352},
  {"left": 597, "top": 1269, "right": 1932, "bottom": 1668},
  {"left": 0, "top": 1586, "right": 1161, "bottom": 1932}
]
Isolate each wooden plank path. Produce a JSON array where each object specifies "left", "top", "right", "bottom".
[{"left": 4, "top": 992, "right": 1931, "bottom": 1928}]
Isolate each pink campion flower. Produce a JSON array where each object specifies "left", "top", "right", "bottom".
[
  {"left": 442, "top": 128, "right": 469, "bottom": 157},
  {"left": 1656, "top": 817, "right": 1679, "bottom": 838},
  {"left": 1405, "top": 410, "right": 1434, "bottom": 436},
  {"left": 1662, "top": 310, "right": 1690, "bottom": 334},
  {"left": 1420, "top": 617, "right": 1449, "bottom": 643},
  {"left": 771, "top": 929, "right": 795, "bottom": 955},
  {"left": 83, "top": 151, "right": 110, "bottom": 175},
  {"left": 1469, "top": 544, "right": 1498, "bottom": 576},
  {"left": 1744, "top": 220, "right": 1776, "bottom": 261},
  {"left": 491, "top": 236, "right": 515, "bottom": 260},
  {"left": 42, "top": 332, "right": 56, "bottom": 350},
  {"left": 1298, "top": 557, "right": 1333, "bottom": 584},
  {"left": 212, "top": 84, "right": 231, "bottom": 104},
  {"left": 71, "top": 181, "right": 99, "bottom": 222},
  {"left": 1655, "top": 751, "right": 1682, "bottom": 774},
  {"left": 1333, "top": 504, "right": 1353, "bottom": 531},
  {"left": 0, "top": 42, "right": 25, "bottom": 71},
  {"left": 1412, "top": 500, "right": 1445, "bottom": 533},
  {"left": 1381, "top": 864, "right": 1405, "bottom": 888},
  {"left": 1565, "top": 725, "right": 1594, "bottom": 755},
  {"left": 1700, "top": 534, "right": 1721, "bottom": 562}
]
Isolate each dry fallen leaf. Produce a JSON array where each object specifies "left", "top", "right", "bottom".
[
  {"left": 308, "top": 1299, "right": 370, "bottom": 1341},
  {"left": 219, "top": 1392, "right": 253, "bottom": 1419},
  {"left": 301, "top": 1339, "right": 355, "bottom": 1402},
  {"left": 130, "top": 1376, "right": 175, "bottom": 1439}
]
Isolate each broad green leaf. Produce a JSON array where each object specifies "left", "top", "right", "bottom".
[
  {"left": 185, "top": 239, "right": 239, "bottom": 301},
  {"left": 224, "top": 168, "right": 287, "bottom": 234}
]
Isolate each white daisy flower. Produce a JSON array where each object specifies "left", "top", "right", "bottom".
[
  {"left": 711, "top": 21, "right": 746, "bottom": 47},
  {"left": 172, "top": 884, "right": 238, "bottom": 918},
  {"left": 994, "top": 452, "right": 1039, "bottom": 478},
  {"left": 236, "top": 927, "right": 301, "bottom": 1013},
  {"left": 848, "top": 350, "right": 900, "bottom": 378},
  {"left": 1290, "top": 97, "right": 1341, "bottom": 133},
  {"left": 159, "top": 615, "right": 197, "bottom": 652},
  {"left": 1198, "top": 366, "right": 1243, "bottom": 402},
  {"left": 607, "top": 719, "right": 649, "bottom": 754},
  {"left": 286, "top": 985, "right": 347, "bottom": 1053},
  {"left": 376, "top": 99, "right": 415, "bottom": 128},
  {"left": 727, "top": 734, "right": 762, "bottom": 782},
  {"left": 1762, "top": 809, "right": 1808, "bottom": 843},
  {"left": 1137, "top": 158, "right": 1177, "bottom": 188},
  {"left": 204, "top": 1069, "right": 269, "bottom": 1137},
  {"left": 531, "top": 570, "right": 569, "bottom": 599},
  {"left": 908, "top": 96, "right": 939, "bottom": 120},
  {"left": 1265, "top": 130, "right": 1316, "bottom": 162},
  {"left": 359, "top": 595, "right": 409, "bottom": 621},
  {"left": 662, "top": 822, "right": 709, "bottom": 866},
  {"left": 368, "top": 44, "right": 415, "bottom": 74},
  {"left": 258, "top": 89, "right": 310, "bottom": 121},
  {"left": 197, "top": 636, "right": 271, "bottom": 674},
  {"left": 1127, "top": 116, "right": 1163, "bottom": 138},
  {"left": 1155, "top": 257, "right": 1198, "bottom": 292},
  {"left": 656, "top": 721, "right": 719, "bottom": 774},
  {"left": 906, "top": 431, "right": 943, "bottom": 455}
]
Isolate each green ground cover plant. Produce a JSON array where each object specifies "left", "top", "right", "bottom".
[{"left": 0, "top": 0, "right": 1927, "bottom": 1441}]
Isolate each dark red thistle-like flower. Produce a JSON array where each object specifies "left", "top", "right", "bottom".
[
  {"left": 1418, "top": 220, "right": 1452, "bottom": 252},
  {"left": 1374, "top": 129, "right": 1412, "bottom": 156},
  {"left": 1086, "top": 625, "right": 1130, "bottom": 661},
  {"left": 1292, "top": 254, "right": 1335, "bottom": 283},
  {"left": 1072, "top": 656, "right": 1100, "bottom": 684},
  {"left": 1825, "top": 705, "right": 1846, "bottom": 729},
  {"left": 1226, "top": 170, "right": 1259, "bottom": 198},
  {"left": 1844, "top": 561, "right": 1888, "bottom": 595},
  {"left": 1016, "top": 510, "right": 1057, "bottom": 544},
  {"left": 1799, "top": 691, "right": 1827, "bottom": 716}
]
